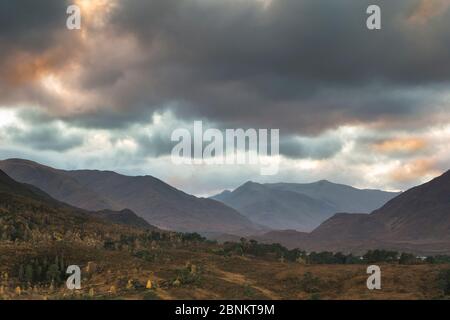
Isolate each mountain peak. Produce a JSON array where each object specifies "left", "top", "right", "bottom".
[
  {"left": 211, "top": 177, "right": 399, "bottom": 232},
  {"left": 316, "top": 179, "right": 332, "bottom": 184},
  {"left": 235, "top": 181, "right": 265, "bottom": 192}
]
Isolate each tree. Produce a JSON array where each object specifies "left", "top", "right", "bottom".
[
  {"left": 363, "top": 250, "right": 398, "bottom": 263},
  {"left": 438, "top": 269, "right": 450, "bottom": 296},
  {"left": 18, "top": 264, "right": 24, "bottom": 281},
  {"left": 25, "top": 264, "right": 34, "bottom": 283},
  {"left": 46, "top": 264, "right": 61, "bottom": 284},
  {"left": 399, "top": 253, "right": 417, "bottom": 265}
]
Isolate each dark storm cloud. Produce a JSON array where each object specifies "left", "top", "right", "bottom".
[
  {"left": 0, "top": 0, "right": 70, "bottom": 50},
  {"left": 1, "top": 0, "right": 450, "bottom": 158},
  {"left": 0, "top": 0, "right": 72, "bottom": 74},
  {"left": 102, "top": 0, "right": 450, "bottom": 132},
  {"left": 0, "top": 0, "right": 78, "bottom": 104},
  {"left": 66, "top": 107, "right": 157, "bottom": 130}
]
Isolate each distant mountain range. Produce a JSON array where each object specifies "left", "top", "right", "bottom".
[
  {"left": 2, "top": 158, "right": 449, "bottom": 255},
  {"left": 212, "top": 180, "right": 399, "bottom": 231},
  {"left": 253, "top": 170, "right": 450, "bottom": 255},
  {"left": 0, "top": 159, "right": 262, "bottom": 235}
]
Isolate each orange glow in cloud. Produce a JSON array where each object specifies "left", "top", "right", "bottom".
[
  {"left": 3, "top": 49, "right": 68, "bottom": 86},
  {"left": 76, "top": 0, "right": 117, "bottom": 32},
  {"left": 373, "top": 137, "right": 427, "bottom": 154},
  {"left": 3, "top": 0, "right": 117, "bottom": 86},
  {"left": 0, "top": 0, "right": 121, "bottom": 116},
  {"left": 408, "top": 0, "right": 450, "bottom": 24},
  {"left": 390, "top": 159, "right": 439, "bottom": 183}
]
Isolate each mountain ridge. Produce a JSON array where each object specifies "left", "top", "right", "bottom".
[
  {"left": 211, "top": 179, "right": 399, "bottom": 231},
  {"left": 0, "top": 158, "right": 262, "bottom": 236}
]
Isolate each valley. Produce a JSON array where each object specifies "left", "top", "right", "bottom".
[{"left": 0, "top": 159, "right": 449, "bottom": 300}]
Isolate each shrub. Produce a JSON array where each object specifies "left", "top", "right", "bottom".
[
  {"left": 299, "top": 272, "right": 321, "bottom": 293},
  {"left": 399, "top": 253, "right": 418, "bottom": 265},
  {"left": 363, "top": 250, "right": 398, "bottom": 263},
  {"left": 437, "top": 269, "right": 450, "bottom": 296}
]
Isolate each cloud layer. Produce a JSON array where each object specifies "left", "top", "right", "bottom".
[{"left": 0, "top": 0, "right": 449, "bottom": 194}]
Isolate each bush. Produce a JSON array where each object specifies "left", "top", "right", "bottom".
[
  {"left": 399, "top": 253, "right": 418, "bottom": 265},
  {"left": 426, "top": 255, "right": 450, "bottom": 264},
  {"left": 437, "top": 269, "right": 450, "bottom": 296},
  {"left": 243, "top": 285, "right": 257, "bottom": 297},
  {"left": 363, "top": 250, "right": 398, "bottom": 263},
  {"left": 299, "top": 272, "right": 321, "bottom": 293},
  {"left": 143, "top": 291, "right": 160, "bottom": 300},
  {"left": 134, "top": 250, "right": 157, "bottom": 262},
  {"left": 174, "top": 265, "right": 202, "bottom": 286},
  {"left": 309, "top": 293, "right": 321, "bottom": 300}
]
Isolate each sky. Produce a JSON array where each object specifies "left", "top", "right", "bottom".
[{"left": 0, "top": 0, "right": 449, "bottom": 196}]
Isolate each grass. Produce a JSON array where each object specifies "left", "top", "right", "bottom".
[{"left": 2, "top": 242, "right": 450, "bottom": 300}]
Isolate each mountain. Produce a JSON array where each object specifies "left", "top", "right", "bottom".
[
  {"left": 254, "top": 170, "right": 450, "bottom": 254},
  {"left": 0, "top": 159, "right": 261, "bottom": 235},
  {"left": 0, "top": 169, "right": 156, "bottom": 231},
  {"left": 212, "top": 181, "right": 336, "bottom": 231},
  {"left": 266, "top": 180, "right": 400, "bottom": 214},
  {"left": 211, "top": 180, "right": 399, "bottom": 231},
  {"left": 0, "top": 159, "right": 118, "bottom": 211},
  {"left": 0, "top": 169, "right": 140, "bottom": 234}
]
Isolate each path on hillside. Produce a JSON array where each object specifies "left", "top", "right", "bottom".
[{"left": 215, "top": 269, "right": 280, "bottom": 299}]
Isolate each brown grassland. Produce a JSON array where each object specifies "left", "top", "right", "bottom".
[
  {"left": 1, "top": 241, "right": 449, "bottom": 300},
  {"left": 0, "top": 180, "right": 449, "bottom": 301}
]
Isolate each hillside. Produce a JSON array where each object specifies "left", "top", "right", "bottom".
[
  {"left": 94, "top": 209, "right": 154, "bottom": 229},
  {"left": 0, "top": 170, "right": 149, "bottom": 243}
]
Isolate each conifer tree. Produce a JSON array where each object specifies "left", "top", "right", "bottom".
[
  {"left": 25, "top": 264, "right": 34, "bottom": 283},
  {"left": 18, "top": 264, "right": 24, "bottom": 281}
]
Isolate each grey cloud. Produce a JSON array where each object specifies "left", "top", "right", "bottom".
[
  {"left": 6, "top": 124, "right": 83, "bottom": 152},
  {"left": 0, "top": 0, "right": 70, "bottom": 51},
  {"left": 280, "top": 135, "right": 343, "bottom": 160},
  {"left": 2, "top": 0, "right": 450, "bottom": 141},
  {"left": 0, "top": 0, "right": 79, "bottom": 106},
  {"left": 135, "top": 132, "right": 174, "bottom": 158},
  {"left": 102, "top": 0, "right": 450, "bottom": 132}
]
